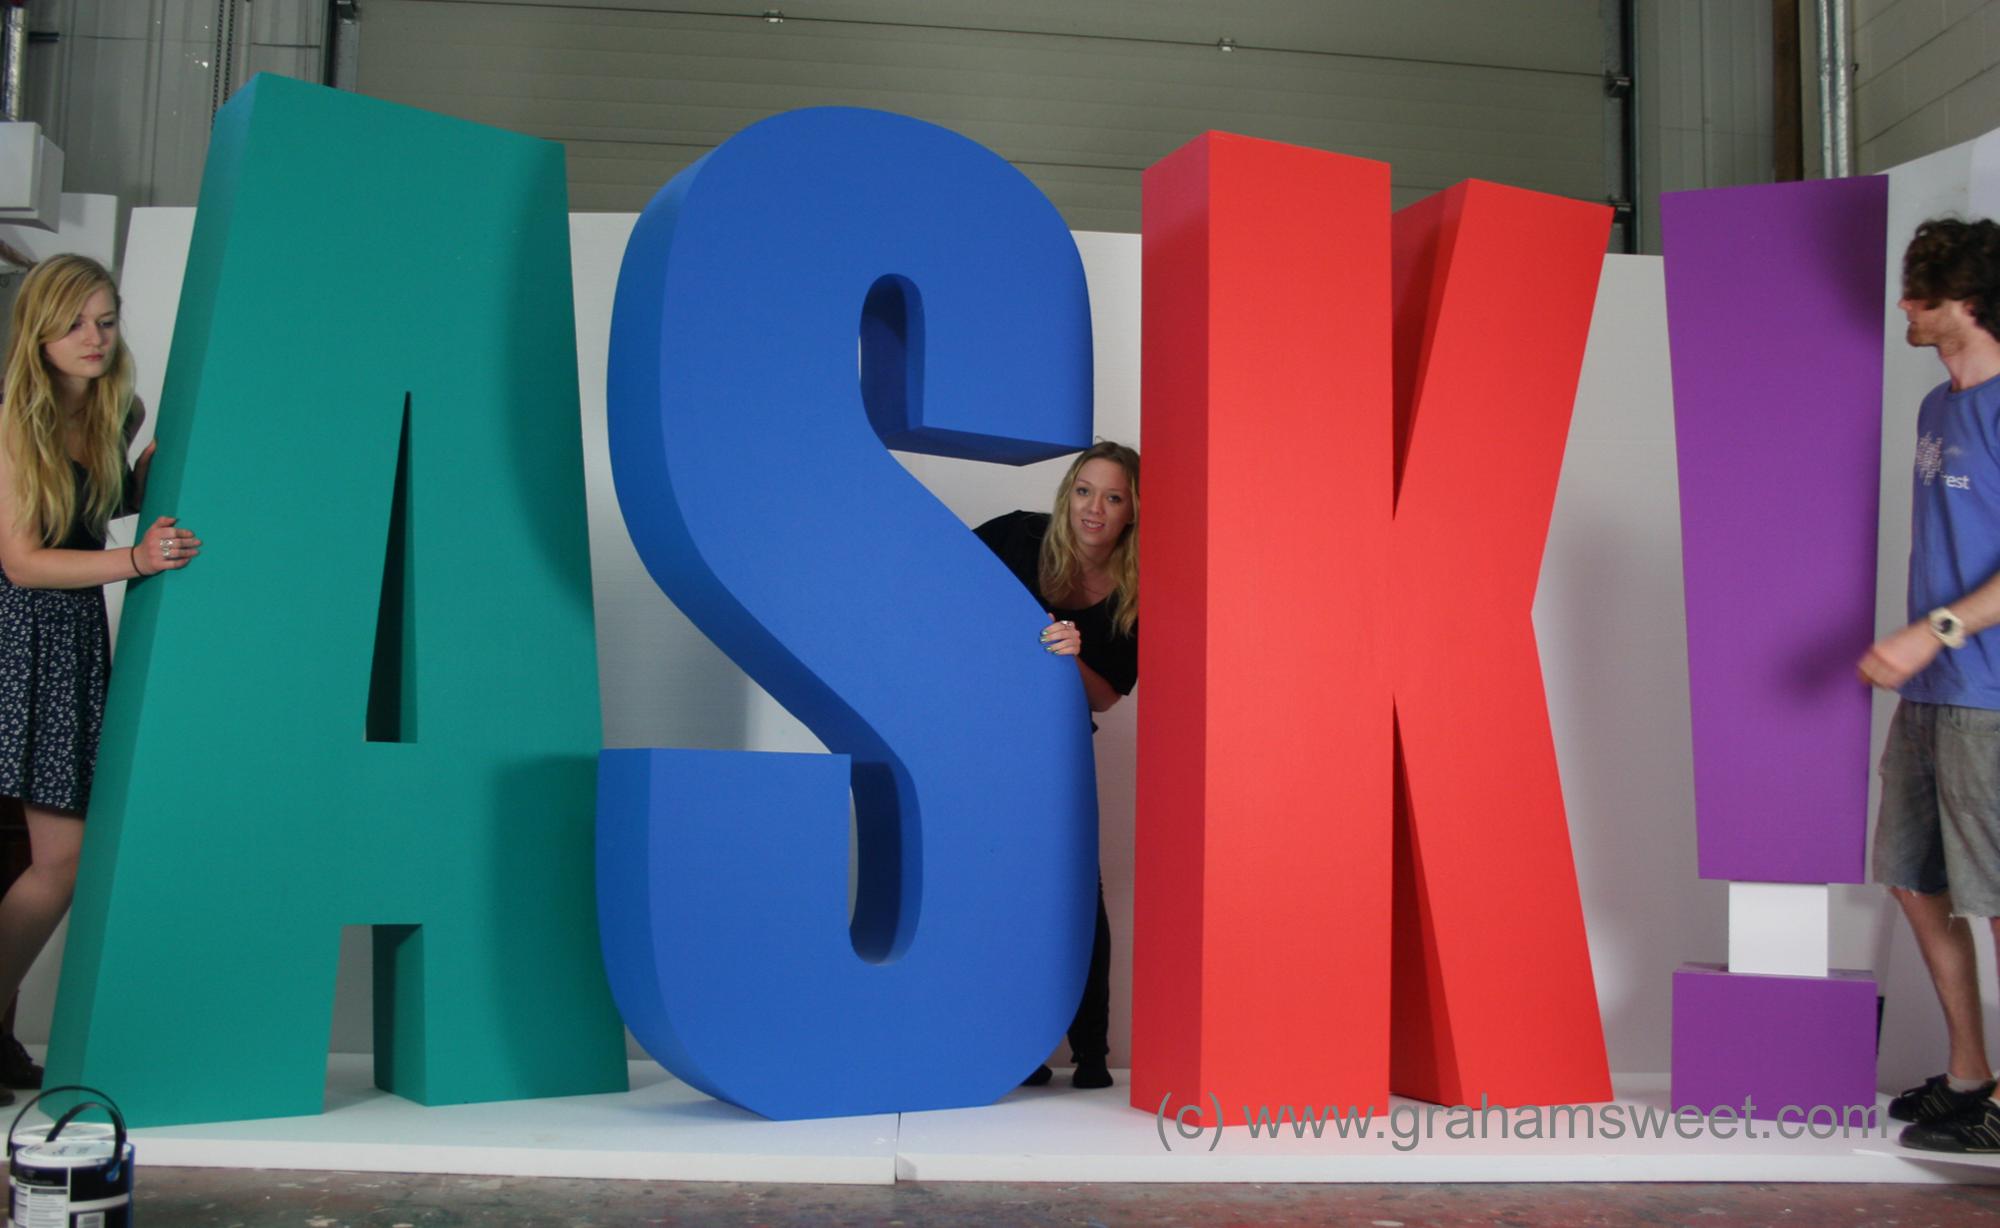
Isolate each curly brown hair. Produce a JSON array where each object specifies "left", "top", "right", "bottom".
[{"left": 1903, "top": 218, "right": 2000, "bottom": 340}]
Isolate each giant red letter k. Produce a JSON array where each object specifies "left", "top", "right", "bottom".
[{"left": 1133, "top": 132, "right": 1614, "bottom": 1125}]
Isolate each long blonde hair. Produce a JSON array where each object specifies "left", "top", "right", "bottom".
[
  {"left": 1, "top": 255, "right": 133, "bottom": 544},
  {"left": 1038, "top": 440, "right": 1139, "bottom": 638}
]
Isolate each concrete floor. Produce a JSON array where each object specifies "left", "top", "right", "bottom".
[{"left": 128, "top": 1171, "right": 2000, "bottom": 1226}]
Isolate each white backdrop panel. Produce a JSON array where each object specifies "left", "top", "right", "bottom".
[
  {"left": 22, "top": 203, "right": 1973, "bottom": 1102},
  {"left": 1859, "top": 131, "right": 1999, "bottom": 1094}
]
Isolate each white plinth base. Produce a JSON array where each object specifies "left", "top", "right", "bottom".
[
  {"left": 43, "top": 1058, "right": 1997, "bottom": 1185},
  {"left": 901, "top": 1073, "right": 2000, "bottom": 1183},
  {"left": 116, "top": 1055, "right": 899, "bottom": 1184}
]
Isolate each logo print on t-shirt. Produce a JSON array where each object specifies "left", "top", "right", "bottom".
[{"left": 1916, "top": 433, "right": 1963, "bottom": 485}]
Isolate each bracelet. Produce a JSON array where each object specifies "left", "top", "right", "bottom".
[{"left": 129, "top": 544, "right": 146, "bottom": 579}]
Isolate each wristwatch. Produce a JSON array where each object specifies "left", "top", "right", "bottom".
[{"left": 1929, "top": 606, "right": 1968, "bottom": 649}]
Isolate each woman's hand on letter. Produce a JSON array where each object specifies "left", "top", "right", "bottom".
[
  {"left": 140, "top": 515, "right": 200, "bottom": 573},
  {"left": 1040, "top": 616, "right": 1080, "bottom": 657}
]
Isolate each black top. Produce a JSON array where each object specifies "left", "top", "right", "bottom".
[
  {"left": 49, "top": 462, "right": 112, "bottom": 552},
  {"left": 974, "top": 510, "right": 1137, "bottom": 695}
]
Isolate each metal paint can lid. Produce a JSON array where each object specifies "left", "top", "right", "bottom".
[
  {"left": 7, "top": 1122, "right": 114, "bottom": 1157},
  {"left": 14, "top": 1136, "right": 122, "bottom": 1168}
]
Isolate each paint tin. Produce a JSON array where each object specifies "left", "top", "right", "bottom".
[{"left": 6, "top": 1086, "right": 131, "bottom": 1228}]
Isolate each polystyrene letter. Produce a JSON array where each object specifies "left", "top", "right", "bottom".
[
  {"left": 1387, "top": 182, "right": 1613, "bottom": 1106},
  {"left": 47, "top": 75, "right": 628, "bottom": 1126},
  {"left": 1135, "top": 134, "right": 1613, "bottom": 1123},
  {"left": 1133, "top": 132, "right": 1397, "bottom": 1124},
  {"left": 1662, "top": 178, "right": 1886, "bottom": 882},
  {"left": 599, "top": 107, "right": 1096, "bottom": 1119}
]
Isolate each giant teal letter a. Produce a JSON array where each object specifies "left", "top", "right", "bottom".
[{"left": 46, "top": 75, "right": 628, "bottom": 1126}]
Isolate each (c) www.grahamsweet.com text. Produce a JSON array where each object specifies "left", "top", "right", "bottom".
[{"left": 1153, "top": 1093, "right": 1885, "bottom": 1153}]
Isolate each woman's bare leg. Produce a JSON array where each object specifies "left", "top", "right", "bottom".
[{"left": 0, "top": 807, "right": 83, "bottom": 1008}]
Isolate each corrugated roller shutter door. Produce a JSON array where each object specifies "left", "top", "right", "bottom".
[{"left": 355, "top": 0, "right": 1610, "bottom": 230}]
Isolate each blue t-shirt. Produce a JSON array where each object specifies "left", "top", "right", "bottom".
[{"left": 1904, "top": 372, "right": 2000, "bottom": 708}]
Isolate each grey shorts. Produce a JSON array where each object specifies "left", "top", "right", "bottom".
[{"left": 1875, "top": 699, "right": 2000, "bottom": 917}]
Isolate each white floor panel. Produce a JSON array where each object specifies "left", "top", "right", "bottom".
[
  {"left": 1854, "top": 1147, "right": 2000, "bottom": 1172},
  {"left": 899, "top": 1072, "right": 2000, "bottom": 1184},
  {"left": 111, "top": 1056, "right": 899, "bottom": 1184},
  {"left": 30, "top": 1059, "right": 1998, "bottom": 1185}
]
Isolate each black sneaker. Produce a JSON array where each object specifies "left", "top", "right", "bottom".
[
  {"left": 1888, "top": 1073, "right": 1996, "bottom": 1124},
  {"left": 1071, "top": 1059, "right": 1113, "bottom": 1090},
  {"left": 0, "top": 1033, "right": 42, "bottom": 1089},
  {"left": 1900, "top": 1097, "right": 2000, "bottom": 1153}
]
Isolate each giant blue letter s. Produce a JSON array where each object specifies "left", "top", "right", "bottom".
[{"left": 599, "top": 108, "right": 1097, "bottom": 1119}]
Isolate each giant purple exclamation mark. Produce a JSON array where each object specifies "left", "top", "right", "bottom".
[{"left": 1662, "top": 177, "right": 1887, "bottom": 1119}]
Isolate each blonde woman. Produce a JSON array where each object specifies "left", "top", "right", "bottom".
[
  {"left": 974, "top": 440, "right": 1139, "bottom": 1090},
  {"left": 0, "top": 255, "right": 198, "bottom": 1100}
]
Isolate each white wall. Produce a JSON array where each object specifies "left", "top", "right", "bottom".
[
  {"left": 1544, "top": 253, "right": 1719, "bottom": 1077},
  {"left": 27, "top": 176, "right": 1992, "bottom": 1094}
]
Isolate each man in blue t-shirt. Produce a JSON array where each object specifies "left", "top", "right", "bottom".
[{"left": 1860, "top": 217, "right": 2000, "bottom": 1153}]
